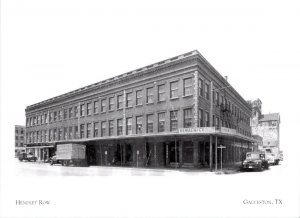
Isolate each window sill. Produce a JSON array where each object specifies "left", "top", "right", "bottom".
[
  {"left": 117, "top": 108, "right": 123, "bottom": 111},
  {"left": 146, "top": 102, "right": 154, "bottom": 105},
  {"left": 183, "top": 94, "right": 193, "bottom": 98},
  {"left": 108, "top": 110, "right": 115, "bottom": 112},
  {"left": 100, "top": 112, "right": 106, "bottom": 114},
  {"left": 157, "top": 100, "right": 166, "bottom": 104},
  {"left": 135, "top": 104, "right": 143, "bottom": 108},
  {"left": 125, "top": 106, "right": 133, "bottom": 109},
  {"left": 170, "top": 97, "right": 179, "bottom": 101}
]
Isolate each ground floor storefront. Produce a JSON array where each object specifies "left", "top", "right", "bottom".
[
  {"left": 24, "top": 128, "right": 255, "bottom": 170},
  {"left": 84, "top": 135, "right": 252, "bottom": 170}
]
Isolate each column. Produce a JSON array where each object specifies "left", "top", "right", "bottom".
[
  {"left": 194, "top": 71, "right": 199, "bottom": 127},
  {"left": 209, "top": 135, "right": 213, "bottom": 171},
  {"left": 165, "top": 142, "right": 169, "bottom": 167},
  {"left": 154, "top": 143, "right": 157, "bottom": 167},
  {"left": 179, "top": 140, "right": 183, "bottom": 167},
  {"left": 123, "top": 90, "right": 126, "bottom": 136},
  {"left": 215, "top": 136, "right": 218, "bottom": 171},
  {"left": 202, "top": 143, "right": 206, "bottom": 166},
  {"left": 193, "top": 140, "right": 199, "bottom": 167}
]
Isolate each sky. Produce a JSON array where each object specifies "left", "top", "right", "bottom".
[{"left": 1, "top": 0, "right": 300, "bottom": 217}]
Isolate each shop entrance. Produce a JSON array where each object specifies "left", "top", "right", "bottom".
[
  {"left": 182, "top": 141, "right": 193, "bottom": 164},
  {"left": 169, "top": 141, "right": 179, "bottom": 164}
]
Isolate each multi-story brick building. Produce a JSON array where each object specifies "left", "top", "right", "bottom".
[
  {"left": 25, "top": 50, "right": 255, "bottom": 169},
  {"left": 15, "top": 125, "right": 26, "bottom": 156},
  {"left": 249, "top": 99, "right": 280, "bottom": 151}
]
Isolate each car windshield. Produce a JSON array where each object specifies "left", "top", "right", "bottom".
[{"left": 246, "top": 153, "right": 260, "bottom": 159}]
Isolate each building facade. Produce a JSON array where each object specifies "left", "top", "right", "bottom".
[
  {"left": 249, "top": 99, "right": 280, "bottom": 151},
  {"left": 15, "top": 125, "right": 25, "bottom": 156},
  {"left": 25, "top": 50, "right": 255, "bottom": 169}
]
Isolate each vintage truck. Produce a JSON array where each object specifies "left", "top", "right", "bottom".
[
  {"left": 263, "top": 147, "right": 280, "bottom": 165},
  {"left": 50, "top": 143, "right": 86, "bottom": 166}
]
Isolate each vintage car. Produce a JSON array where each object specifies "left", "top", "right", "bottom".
[
  {"left": 18, "top": 152, "right": 37, "bottom": 162},
  {"left": 241, "top": 152, "right": 269, "bottom": 171}
]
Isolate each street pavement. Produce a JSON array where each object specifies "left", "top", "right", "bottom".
[{"left": 14, "top": 158, "right": 284, "bottom": 176}]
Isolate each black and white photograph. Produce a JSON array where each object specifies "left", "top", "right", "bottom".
[{"left": 1, "top": 0, "right": 300, "bottom": 217}]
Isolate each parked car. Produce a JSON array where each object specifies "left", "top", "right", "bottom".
[
  {"left": 18, "top": 152, "right": 37, "bottom": 162},
  {"left": 241, "top": 152, "right": 269, "bottom": 171}
]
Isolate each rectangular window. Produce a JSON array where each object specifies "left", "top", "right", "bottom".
[
  {"left": 205, "top": 83, "right": 210, "bottom": 100},
  {"left": 184, "top": 108, "right": 193, "bottom": 128},
  {"left": 74, "top": 126, "right": 78, "bottom": 139},
  {"left": 33, "top": 116, "right": 36, "bottom": 125},
  {"left": 117, "top": 95, "right": 123, "bottom": 109},
  {"left": 199, "top": 109, "right": 203, "bottom": 127},
  {"left": 87, "top": 103, "right": 92, "bottom": 115},
  {"left": 216, "top": 117, "right": 220, "bottom": 127},
  {"left": 37, "top": 116, "right": 40, "bottom": 125},
  {"left": 64, "top": 127, "right": 68, "bottom": 140},
  {"left": 58, "top": 110, "right": 62, "bottom": 121},
  {"left": 101, "top": 121, "right": 106, "bottom": 137},
  {"left": 170, "top": 111, "right": 178, "bottom": 132},
  {"left": 74, "top": 106, "right": 78, "bottom": 117},
  {"left": 216, "top": 92, "right": 219, "bottom": 105},
  {"left": 146, "top": 114, "right": 154, "bottom": 133},
  {"left": 146, "top": 87, "right": 154, "bottom": 104},
  {"left": 205, "top": 112, "right": 210, "bottom": 127},
  {"left": 184, "top": 77, "right": 193, "bottom": 96},
  {"left": 54, "top": 112, "right": 57, "bottom": 121},
  {"left": 136, "top": 90, "right": 142, "bottom": 105},
  {"left": 136, "top": 116, "right": 143, "bottom": 134},
  {"left": 58, "top": 128, "right": 62, "bottom": 141},
  {"left": 69, "top": 126, "right": 73, "bottom": 139},
  {"left": 212, "top": 115, "right": 215, "bottom": 126},
  {"left": 49, "top": 113, "right": 52, "bottom": 123},
  {"left": 53, "top": 129, "right": 57, "bottom": 141},
  {"left": 44, "top": 130, "right": 47, "bottom": 142},
  {"left": 117, "top": 119, "right": 123, "bottom": 136},
  {"left": 126, "top": 92, "right": 133, "bottom": 107},
  {"left": 213, "top": 90, "right": 215, "bottom": 103},
  {"left": 170, "top": 81, "right": 179, "bottom": 99},
  {"left": 69, "top": 108, "right": 73, "bottom": 118},
  {"left": 158, "top": 84, "right": 166, "bottom": 101},
  {"left": 109, "top": 97, "right": 114, "bottom": 111},
  {"left": 94, "top": 122, "right": 99, "bottom": 137},
  {"left": 49, "top": 129, "right": 53, "bottom": 141},
  {"left": 94, "top": 101, "right": 99, "bottom": 114},
  {"left": 126, "top": 118, "right": 132, "bottom": 135},
  {"left": 63, "top": 109, "right": 67, "bottom": 119},
  {"left": 101, "top": 99, "right": 106, "bottom": 112},
  {"left": 199, "top": 78, "right": 203, "bottom": 96},
  {"left": 80, "top": 124, "right": 84, "bottom": 138},
  {"left": 109, "top": 120, "right": 114, "bottom": 136},
  {"left": 80, "top": 104, "right": 85, "bottom": 116},
  {"left": 158, "top": 112, "right": 165, "bottom": 132},
  {"left": 87, "top": 123, "right": 92, "bottom": 138}
]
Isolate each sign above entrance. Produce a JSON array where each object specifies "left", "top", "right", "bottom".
[{"left": 179, "top": 127, "right": 216, "bottom": 134}]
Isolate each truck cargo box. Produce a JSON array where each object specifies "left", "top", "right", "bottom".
[{"left": 56, "top": 144, "right": 86, "bottom": 160}]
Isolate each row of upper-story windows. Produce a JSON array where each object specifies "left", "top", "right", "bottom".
[
  {"left": 26, "top": 77, "right": 195, "bottom": 127},
  {"left": 199, "top": 78, "right": 250, "bottom": 125},
  {"left": 26, "top": 76, "right": 250, "bottom": 128},
  {"left": 26, "top": 107, "right": 250, "bottom": 144}
]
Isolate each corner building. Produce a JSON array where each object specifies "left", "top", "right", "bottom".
[{"left": 25, "top": 50, "right": 255, "bottom": 169}]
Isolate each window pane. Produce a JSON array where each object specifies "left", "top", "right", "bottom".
[
  {"left": 146, "top": 87, "right": 154, "bottom": 103},
  {"left": 147, "top": 114, "right": 153, "bottom": 133},
  {"left": 136, "top": 116, "right": 143, "bottom": 134},
  {"left": 158, "top": 112, "right": 165, "bottom": 132},
  {"left": 158, "top": 84, "right": 166, "bottom": 101},
  {"left": 184, "top": 78, "right": 193, "bottom": 96}
]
